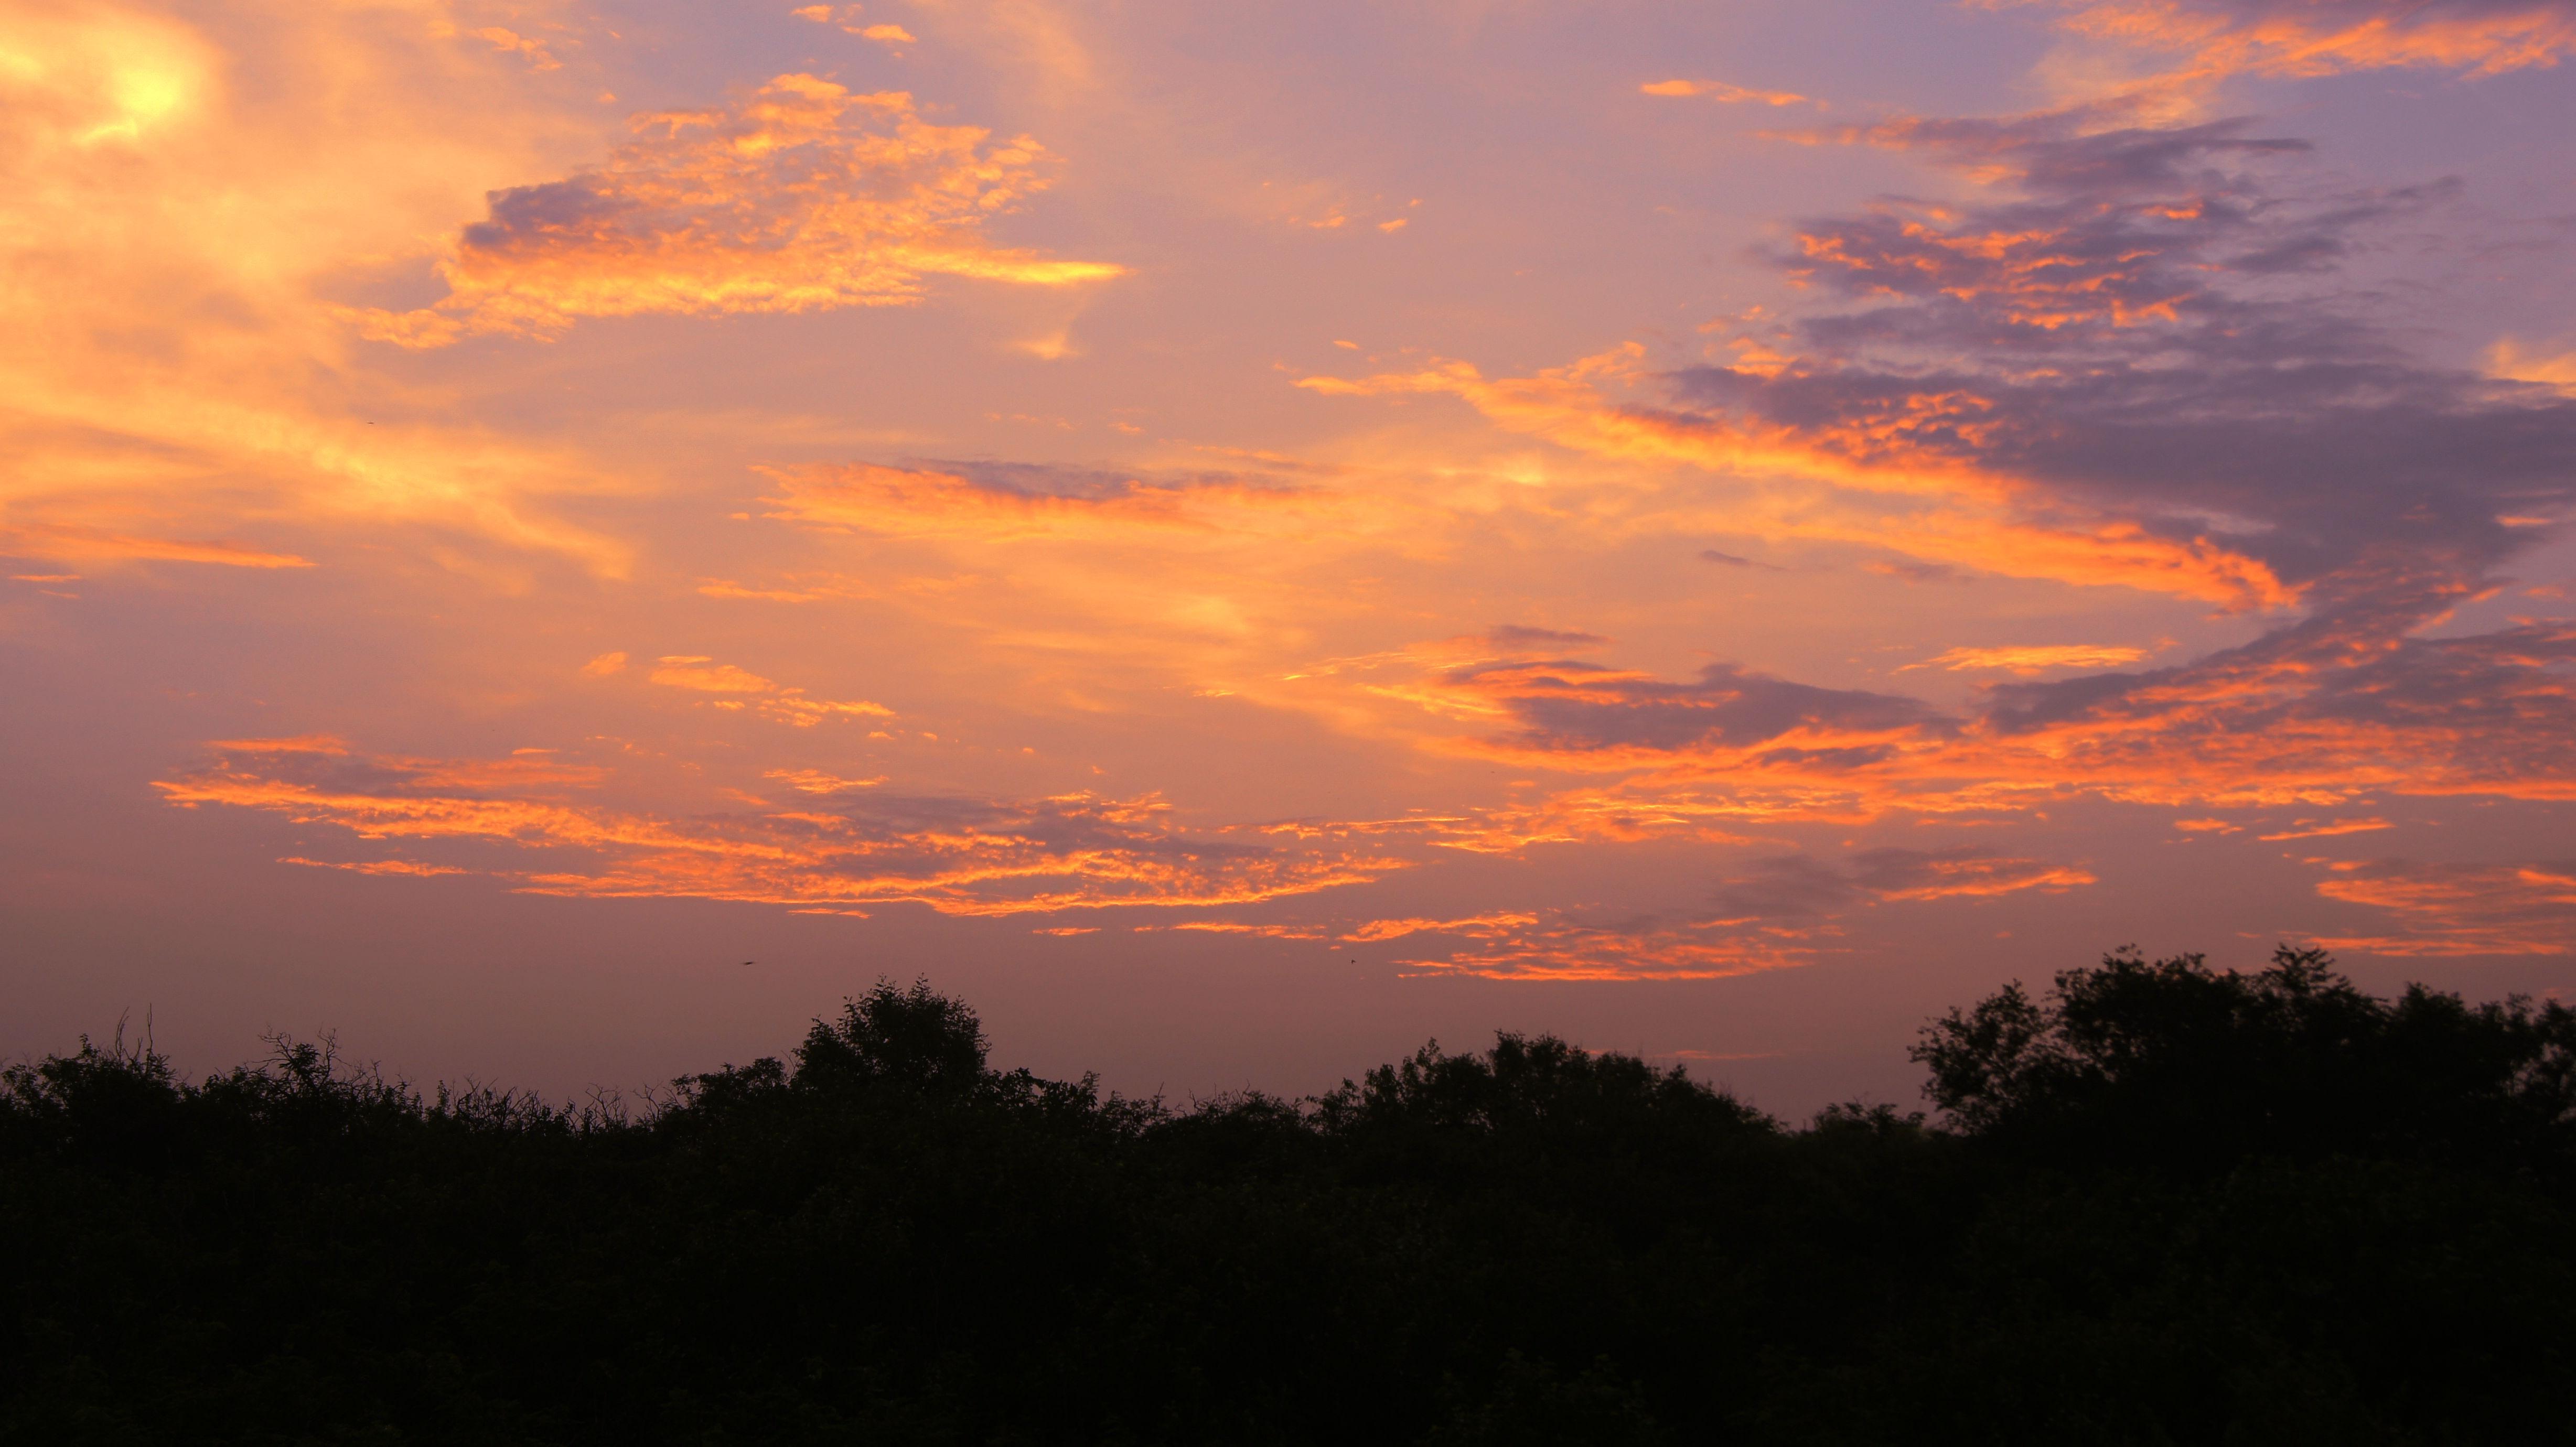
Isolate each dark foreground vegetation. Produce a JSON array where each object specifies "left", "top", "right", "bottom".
[{"left": 6, "top": 948, "right": 2574, "bottom": 1446}]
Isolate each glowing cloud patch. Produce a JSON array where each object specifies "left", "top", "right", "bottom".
[
  {"left": 1341, "top": 912, "right": 1539, "bottom": 943},
  {"left": 1396, "top": 917, "right": 1819, "bottom": 982},
  {"left": 1298, "top": 349, "right": 2299, "bottom": 610},
  {"left": 155, "top": 739, "right": 1401, "bottom": 919},
  {"left": 1353, "top": 600, "right": 2576, "bottom": 822},
  {"left": 793, "top": 4, "right": 899, "bottom": 39},
  {"left": 0, "top": 524, "right": 312, "bottom": 569},
  {"left": 1386, "top": 848, "right": 2091, "bottom": 980},
  {"left": 2309, "top": 858, "right": 2576, "bottom": 956},
  {"left": 278, "top": 856, "right": 471, "bottom": 877},
  {"left": 2040, "top": 0, "right": 2576, "bottom": 85},
  {"left": 761, "top": 461, "right": 1308, "bottom": 541},
  {"left": 2489, "top": 338, "right": 2576, "bottom": 394},
  {"left": 765, "top": 769, "right": 888, "bottom": 794},
  {"left": 1639, "top": 78, "right": 1810, "bottom": 105},
  {"left": 649, "top": 655, "right": 892, "bottom": 726},
  {"left": 2256, "top": 817, "right": 2392, "bottom": 841},
  {"left": 359, "top": 75, "right": 1123, "bottom": 348},
  {"left": 1909, "top": 644, "right": 2151, "bottom": 673}
]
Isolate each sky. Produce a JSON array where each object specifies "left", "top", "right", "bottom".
[{"left": 5, "top": 0, "right": 2575, "bottom": 1111}]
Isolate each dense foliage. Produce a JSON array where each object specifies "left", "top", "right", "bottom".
[{"left": 5, "top": 948, "right": 2572, "bottom": 1445}]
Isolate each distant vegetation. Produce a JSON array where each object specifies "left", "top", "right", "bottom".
[{"left": 6, "top": 948, "right": 2572, "bottom": 1445}]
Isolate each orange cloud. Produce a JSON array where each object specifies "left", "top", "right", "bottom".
[
  {"left": 1383, "top": 847, "right": 2090, "bottom": 979},
  {"left": 1335, "top": 601, "right": 2576, "bottom": 827},
  {"left": 358, "top": 75, "right": 1123, "bottom": 348},
  {"left": 1396, "top": 917, "right": 1820, "bottom": 981},
  {"left": 649, "top": 655, "right": 892, "bottom": 725},
  {"left": 206, "top": 735, "right": 350, "bottom": 755},
  {"left": 1906, "top": 644, "right": 2151, "bottom": 673},
  {"left": 463, "top": 25, "right": 560, "bottom": 71},
  {"left": 157, "top": 738, "right": 1403, "bottom": 919},
  {"left": 1341, "top": 912, "right": 1538, "bottom": 942},
  {"left": 649, "top": 656, "right": 782, "bottom": 694},
  {"left": 764, "top": 769, "right": 888, "bottom": 794},
  {"left": 2309, "top": 858, "right": 2576, "bottom": 956},
  {"left": 0, "top": 523, "right": 312, "bottom": 569},
  {"left": 1161, "top": 920, "right": 1331, "bottom": 940},
  {"left": 1851, "top": 852, "right": 2096, "bottom": 901},
  {"left": 1640, "top": 78, "right": 1810, "bottom": 105},
  {"left": 1298, "top": 348, "right": 2294, "bottom": 609},
  {"left": 278, "top": 856, "right": 471, "bottom": 877},
  {"left": 761, "top": 461, "right": 1313, "bottom": 542},
  {"left": 792, "top": 4, "right": 907, "bottom": 41},
  {"left": 2036, "top": 0, "right": 2576, "bottom": 84},
  {"left": 1787, "top": 201, "right": 2198, "bottom": 326},
  {"left": 2256, "top": 816, "right": 2392, "bottom": 841},
  {"left": 2488, "top": 338, "right": 2576, "bottom": 394}
]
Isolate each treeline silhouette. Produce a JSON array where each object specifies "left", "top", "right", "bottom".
[{"left": 6, "top": 947, "right": 2572, "bottom": 1445}]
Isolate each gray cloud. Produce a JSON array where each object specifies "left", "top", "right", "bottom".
[
  {"left": 1674, "top": 120, "right": 2576, "bottom": 596},
  {"left": 1450, "top": 658, "right": 1945, "bottom": 758}
]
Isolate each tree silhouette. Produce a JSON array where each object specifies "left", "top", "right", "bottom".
[
  {"left": 1913, "top": 944, "right": 2576, "bottom": 1173},
  {"left": 5, "top": 949, "right": 2571, "bottom": 1445},
  {"left": 793, "top": 977, "right": 992, "bottom": 1096}
]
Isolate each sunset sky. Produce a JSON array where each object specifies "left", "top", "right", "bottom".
[{"left": 6, "top": 0, "right": 2574, "bottom": 1108}]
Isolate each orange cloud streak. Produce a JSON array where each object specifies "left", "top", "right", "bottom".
[
  {"left": 648, "top": 654, "right": 893, "bottom": 725},
  {"left": 1640, "top": 78, "right": 1810, "bottom": 105},
  {"left": 157, "top": 739, "right": 1402, "bottom": 919},
  {"left": 1298, "top": 348, "right": 2294, "bottom": 609},
  {"left": 2308, "top": 858, "right": 2576, "bottom": 956},
  {"left": 1337, "top": 607, "right": 2576, "bottom": 832},
  {"left": 1397, "top": 919, "right": 1820, "bottom": 982},
  {"left": 2042, "top": 0, "right": 2576, "bottom": 83},
  {"left": 0, "top": 524, "right": 313, "bottom": 569},
  {"left": 1341, "top": 912, "right": 1539, "bottom": 942},
  {"left": 1908, "top": 644, "right": 2152, "bottom": 673},
  {"left": 760, "top": 461, "right": 1316, "bottom": 541}
]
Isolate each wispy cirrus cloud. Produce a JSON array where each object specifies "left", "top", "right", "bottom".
[
  {"left": 1710, "top": 847, "right": 2096, "bottom": 916},
  {"left": 1395, "top": 917, "right": 1819, "bottom": 981},
  {"left": 2016, "top": 0, "right": 2576, "bottom": 88},
  {"left": 1393, "top": 847, "right": 2091, "bottom": 980},
  {"left": 1426, "top": 656, "right": 1941, "bottom": 769},
  {"left": 760, "top": 460, "right": 1309, "bottom": 540},
  {"left": 2256, "top": 816, "right": 2391, "bottom": 841},
  {"left": 1639, "top": 78, "right": 1811, "bottom": 105},
  {"left": 1298, "top": 344, "right": 2301, "bottom": 609},
  {"left": 155, "top": 738, "right": 1401, "bottom": 918},
  {"left": 1906, "top": 644, "right": 2152, "bottom": 673},
  {"left": 0, "top": 523, "right": 313, "bottom": 570},
  {"left": 792, "top": 5, "right": 913, "bottom": 45},
  {"left": 2307, "top": 857, "right": 2576, "bottom": 955},
  {"left": 647, "top": 655, "right": 893, "bottom": 726},
  {"left": 1339, "top": 911, "right": 1540, "bottom": 942},
  {"left": 1324, "top": 570, "right": 2576, "bottom": 826},
  {"left": 358, "top": 75, "right": 1123, "bottom": 348}
]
